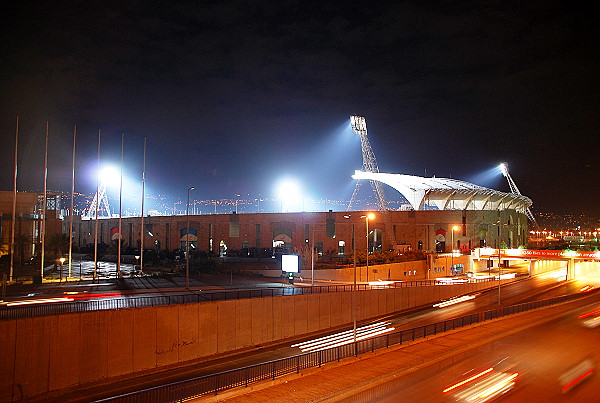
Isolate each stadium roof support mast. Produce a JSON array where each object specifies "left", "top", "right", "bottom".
[
  {"left": 84, "top": 180, "right": 111, "bottom": 219},
  {"left": 348, "top": 115, "right": 387, "bottom": 211},
  {"left": 499, "top": 162, "right": 538, "bottom": 227}
]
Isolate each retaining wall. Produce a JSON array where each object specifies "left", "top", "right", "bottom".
[{"left": 0, "top": 278, "right": 510, "bottom": 402}]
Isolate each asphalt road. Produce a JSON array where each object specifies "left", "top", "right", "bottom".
[{"left": 363, "top": 300, "right": 600, "bottom": 402}]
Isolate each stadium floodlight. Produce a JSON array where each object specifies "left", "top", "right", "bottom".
[
  {"left": 350, "top": 115, "right": 367, "bottom": 133},
  {"left": 499, "top": 162, "right": 508, "bottom": 177},
  {"left": 276, "top": 178, "right": 302, "bottom": 212},
  {"left": 84, "top": 165, "right": 118, "bottom": 219},
  {"left": 100, "top": 166, "right": 120, "bottom": 185}
]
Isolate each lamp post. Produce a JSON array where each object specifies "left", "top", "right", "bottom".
[
  {"left": 59, "top": 257, "right": 65, "bottom": 282},
  {"left": 311, "top": 226, "right": 314, "bottom": 287},
  {"left": 365, "top": 213, "right": 375, "bottom": 283},
  {"left": 451, "top": 225, "right": 459, "bottom": 273},
  {"left": 343, "top": 214, "right": 360, "bottom": 344},
  {"left": 186, "top": 186, "right": 195, "bottom": 289},
  {"left": 498, "top": 248, "right": 502, "bottom": 305}
]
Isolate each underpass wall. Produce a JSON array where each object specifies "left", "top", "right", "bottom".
[
  {"left": 573, "top": 261, "right": 600, "bottom": 280},
  {"left": 0, "top": 278, "right": 514, "bottom": 402},
  {"left": 530, "top": 259, "right": 568, "bottom": 276}
]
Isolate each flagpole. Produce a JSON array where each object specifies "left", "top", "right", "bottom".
[
  {"left": 68, "top": 125, "right": 76, "bottom": 278},
  {"left": 9, "top": 116, "right": 19, "bottom": 282},
  {"left": 117, "top": 133, "right": 124, "bottom": 278},
  {"left": 93, "top": 130, "right": 100, "bottom": 281},
  {"left": 40, "top": 122, "right": 48, "bottom": 280},
  {"left": 140, "top": 136, "right": 146, "bottom": 274}
]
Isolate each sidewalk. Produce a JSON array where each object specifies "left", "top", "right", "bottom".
[{"left": 202, "top": 294, "right": 599, "bottom": 402}]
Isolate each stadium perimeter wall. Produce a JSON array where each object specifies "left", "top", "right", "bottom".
[{"left": 0, "top": 278, "right": 513, "bottom": 401}]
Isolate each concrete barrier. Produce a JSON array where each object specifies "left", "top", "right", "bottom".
[{"left": 0, "top": 278, "right": 512, "bottom": 402}]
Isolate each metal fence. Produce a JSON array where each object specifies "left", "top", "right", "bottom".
[
  {"left": 94, "top": 289, "right": 594, "bottom": 403},
  {"left": 0, "top": 276, "right": 511, "bottom": 321}
]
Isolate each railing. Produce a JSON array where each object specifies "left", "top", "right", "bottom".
[
  {"left": 94, "top": 289, "right": 594, "bottom": 403},
  {"left": 0, "top": 276, "right": 516, "bottom": 321}
]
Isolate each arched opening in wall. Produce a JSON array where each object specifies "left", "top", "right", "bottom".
[
  {"left": 509, "top": 230, "right": 513, "bottom": 248},
  {"left": 436, "top": 239, "right": 445, "bottom": 253},
  {"left": 180, "top": 227, "right": 198, "bottom": 250},
  {"left": 435, "top": 229, "right": 446, "bottom": 253},
  {"left": 338, "top": 240, "right": 345, "bottom": 255},
  {"left": 273, "top": 233, "right": 292, "bottom": 251},
  {"left": 179, "top": 233, "right": 198, "bottom": 251},
  {"left": 219, "top": 240, "right": 227, "bottom": 256}
]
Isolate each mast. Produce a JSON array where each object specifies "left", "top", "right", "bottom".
[
  {"left": 40, "top": 122, "right": 48, "bottom": 280},
  {"left": 68, "top": 125, "right": 76, "bottom": 278},
  {"left": 9, "top": 116, "right": 18, "bottom": 281},
  {"left": 140, "top": 137, "right": 146, "bottom": 274},
  {"left": 348, "top": 115, "right": 387, "bottom": 211}
]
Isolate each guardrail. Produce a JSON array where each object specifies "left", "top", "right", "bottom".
[
  {"left": 0, "top": 275, "right": 518, "bottom": 321},
  {"left": 94, "top": 289, "right": 594, "bottom": 403}
]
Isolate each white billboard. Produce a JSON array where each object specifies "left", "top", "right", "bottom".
[{"left": 282, "top": 254, "right": 299, "bottom": 273}]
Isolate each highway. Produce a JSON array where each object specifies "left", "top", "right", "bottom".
[
  {"left": 25, "top": 272, "right": 597, "bottom": 402},
  {"left": 355, "top": 299, "right": 600, "bottom": 402}
]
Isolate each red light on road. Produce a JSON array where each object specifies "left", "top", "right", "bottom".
[
  {"left": 561, "top": 369, "right": 594, "bottom": 394},
  {"left": 442, "top": 367, "right": 494, "bottom": 393},
  {"left": 578, "top": 309, "right": 600, "bottom": 319}
]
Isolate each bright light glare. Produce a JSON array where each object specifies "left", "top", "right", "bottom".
[
  {"left": 443, "top": 367, "right": 494, "bottom": 393},
  {"left": 368, "top": 280, "right": 394, "bottom": 288},
  {"left": 433, "top": 294, "right": 478, "bottom": 308},
  {"left": 99, "top": 166, "right": 120, "bottom": 186},
  {"left": 448, "top": 369, "right": 519, "bottom": 401},
  {"left": 475, "top": 372, "right": 518, "bottom": 399},
  {"left": 5, "top": 297, "right": 74, "bottom": 306},
  {"left": 291, "top": 321, "right": 395, "bottom": 352},
  {"left": 499, "top": 162, "right": 508, "bottom": 176},
  {"left": 275, "top": 178, "right": 303, "bottom": 212}
]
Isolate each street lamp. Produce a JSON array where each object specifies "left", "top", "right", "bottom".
[
  {"left": 59, "top": 257, "right": 66, "bottom": 282},
  {"left": 451, "top": 225, "right": 459, "bottom": 272},
  {"left": 365, "top": 213, "right": 375, "bottom": 283},
  {"left": 343, "top": 215, "right": 358, "bottom": 343},
  {"left": 186, "top": 186, "right": 195, "bottom": 289}
]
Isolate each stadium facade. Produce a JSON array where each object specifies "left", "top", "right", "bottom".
[{"left": 68, "top": 172, "right": 530, "bottom": 256}]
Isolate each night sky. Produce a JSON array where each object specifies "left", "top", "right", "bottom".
[{"left": 1, "top": 1, "right": 597, "bottom": 217}]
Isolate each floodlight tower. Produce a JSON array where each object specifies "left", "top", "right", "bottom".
[
  {"left": 348, "top": 115, "right": 387, "bottom": 211},
  {"left": 84, "top": 181, "right": 111, "bottom": 219},
  {"left": 499, "top": 162, "right": 538, "bottom": 227}
]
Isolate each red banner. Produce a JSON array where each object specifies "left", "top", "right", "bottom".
[{"left": 476, "top": 248, "right": 600, "bottom": 260}]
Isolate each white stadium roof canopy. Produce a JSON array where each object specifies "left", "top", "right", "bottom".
[{"left": 352, "top": 170, "right": 532, "bottom": 213}]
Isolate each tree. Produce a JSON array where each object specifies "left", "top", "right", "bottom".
[{"left": 45, "top": 233, "right": 70, "bottom": 261}]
